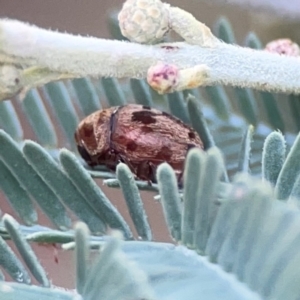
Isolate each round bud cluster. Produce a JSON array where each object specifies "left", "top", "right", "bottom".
[
  {"left": 118, "top": 0, "right": 170, "bottom": 44},
  {"left": 265, "top": 38, "right": 300, "bottom": 57},
  {"left": 147, "top": 62, "right": 179, "bottom": 94}
]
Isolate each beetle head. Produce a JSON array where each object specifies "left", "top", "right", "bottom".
[{"left": 74, "top": 109, "right": 113, "bottom": 166}]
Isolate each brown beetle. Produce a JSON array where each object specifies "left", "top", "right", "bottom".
[{"left": 75, "top": 104, "right": 203, "bottom": 183}]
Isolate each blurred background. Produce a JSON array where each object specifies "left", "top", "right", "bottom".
[{"left": 1, "top": 0, "right": 299, "bottom": 290}]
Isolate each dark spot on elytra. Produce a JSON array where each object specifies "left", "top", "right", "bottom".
[
  {"left": 142, "top": 105, "right": 151, "bottom": 110},
  {"left": 156, "top": 146, "right": 173, "bottom": 161},
  {"left": 141, "top": 126, "right": 153, "bottom": 133},
  {"left": 188, "top": 131, "right": 196, "bottom": 139},
  {"left": 131, "top": 111, "right": 157, "bottom": 124},
  {"left": 126, "top": 141, "right": 138, "bottom": 151},
  {"left": 82, "top": 126, "right": 94, "bottom": 138},
  {"left": 163, "top": 73, "right": 168, "bottom": 80}
]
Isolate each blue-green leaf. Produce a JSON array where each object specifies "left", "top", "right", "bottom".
[
  {"left": 116, "top": 163, "right": 152, "bottom": 240},
  {"left": 22, "top": 141, "right": 106, "bottom": 234}
]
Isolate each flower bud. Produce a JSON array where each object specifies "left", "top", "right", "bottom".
[{"left": 118, "top": 0, "right": 170, "bottom": 44}]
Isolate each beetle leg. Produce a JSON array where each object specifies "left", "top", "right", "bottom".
[
  {"left": 148, "top": 162, "right": 157, "bottom": 183},
  {"left": 103, "top": 149, "right": 119, "bottom": 172},
  {"left": 145, "top": 161, "right": 156, "bottom": 186},
  {"left": 136, "top": 161, "right": 157, "bottom": 183},
  {"left": 117, "top": 155, "right": 140, "bottom": 180},
  {"left": 177, "top": 171, "right": 184, "bottom": 189}
]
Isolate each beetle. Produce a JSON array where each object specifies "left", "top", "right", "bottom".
[{"left": 75, "top": 104, "right": 203, "bottom": 183}]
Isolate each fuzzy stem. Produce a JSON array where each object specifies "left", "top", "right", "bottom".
[{"left": 1, "top": 19, "right": 300, "bottom": 95}]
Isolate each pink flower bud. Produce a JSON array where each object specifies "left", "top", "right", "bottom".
[
  {"left": 265, "top": 39, "right": 300, "bottom": 57},
  {"left": 147, "top": 62, "right": 179, "bottom": 94}
]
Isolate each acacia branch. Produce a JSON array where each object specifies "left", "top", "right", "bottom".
[{"left": 0, "top": 16, "right": 300, "bottom": 100}]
